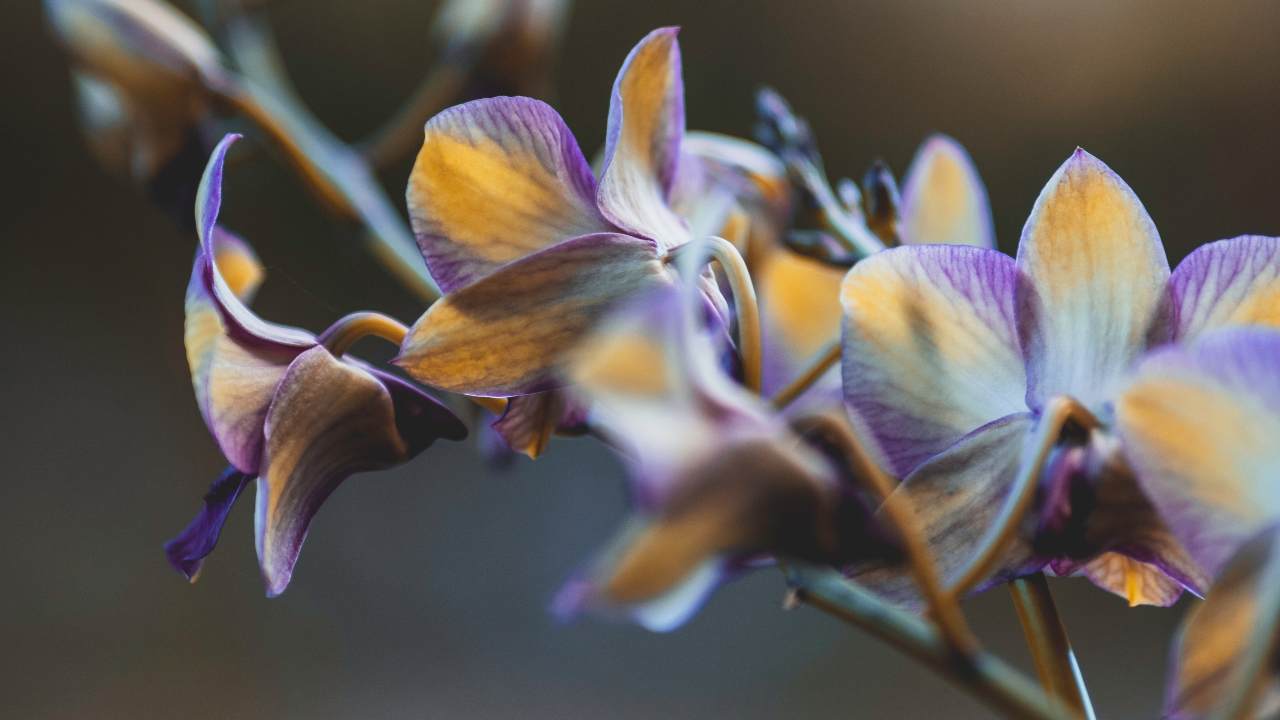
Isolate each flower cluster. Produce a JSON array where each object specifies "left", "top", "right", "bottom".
[{"left": 48, "top": 2, "right": 1280, "bottom": 718}]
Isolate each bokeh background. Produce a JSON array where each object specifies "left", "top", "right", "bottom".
[{"left": 5, "top": 1, "right": 1280, "bottom": 717}]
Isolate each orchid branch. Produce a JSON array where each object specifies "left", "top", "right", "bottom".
[
  {"left": 791, "top": 412, "right": 977, "bottom": 656},
  {"left": 1009, "top": 574, "right": 1097, "bottom": 719},
  {"left": 770, "top": 341, "right": 840, "bottom": 410},
  {"left": 786, "top": 565, "right": 1074, "bottom": 720},
  {"left": 946, "top": 396, "right": 1100, "bottom": 600}
]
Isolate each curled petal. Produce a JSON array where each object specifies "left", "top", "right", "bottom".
[
  {"left": 1167, "top": 235, "right": 1280, "bottom": 342},
  {"left": 1166, "top": 524, "right": 1280, "bottom": 720},
  {"left": 254, "top": 347, "right": 411, "bottom": 597},
  {"left": 1116, "top": 327, "right": 1280, "bottom": 578},
  {"left": 397, "top": 233, "right": 668, "bottom": 396},
  {"left": 1077, "top": 553, "right": 1184, "bottom": 608},
  {"left": 1017, "top": 149, "right": 1169, "bottom": 411},
  {"left": 840, "top": 245, "right": 1028, "bottom": 475},
  {"left": 407, "top": 97, "right": 612, "bottom": 292},
  {"left": 163, "top": 466, "right": 251, "bottom": 581},
  {"left": 597, "top": 27, "right": 689, "bottom": 248},
  {"left": 847, "top": 414, "right": 1038, "bottom": 608},
  {"left": 365, "top": 367, "right": 468, "bottom": 454},
  {"left": 899, "top": 135, "right": 994, "bottom": 249}
]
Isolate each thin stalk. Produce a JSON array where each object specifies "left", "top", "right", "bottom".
[
  {"left": 1009, "top": 574, "right": 1096, "bottom": 720},
  {"left": 946, "top": 396, "right": 1099, "bottom": 600},
  {"left": 703, "top": 236, "right": 763, "bottom": 393},
  {"left": 770, "top": 341, "right": 840, "bottom": 410},
  {"left": 787, "top": 566, "right": 1073, "bottom": 720},
  {"left": 793, "top": 412, "right": 977, "bottom": 655}
]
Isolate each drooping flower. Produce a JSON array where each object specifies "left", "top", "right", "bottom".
[
  {"left": 165, "top": 134, "right": 466, "bottom": 595},
  {"left": 552, "top": 278, "right": 878, "bottom": 631},
  {"left": 1112, "top": 328, "right": 1280, "bottom": 718},
  {"left": 840, "top": 147, "right": 1280, "bottom": 605},
  {"left": 396, "top": 27, "right": 726, "bottom": 400}
]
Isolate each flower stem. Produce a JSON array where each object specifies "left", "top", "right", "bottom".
[
  {"left": 947, "top": 396, "right": 1099, "bottom": 600},
  {"left": 786, "top": 566, "right": 1074, "bottom": 720},
  {"left": 1009, "top": 574, "right": 1096, "bottom": 719},
  {"left": 792, "top": 412, "right": 977, "bottom": 655},
  {"left": 770, "top": 341, "right": 840, "bottom": 409},
  {"left": 703, "top": 236, "right": 763, "bottom": 393}
]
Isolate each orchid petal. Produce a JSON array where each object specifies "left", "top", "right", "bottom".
[
  {"left": 1166, "top": 524, "right": 1280, "bottom": 720},
  {"left": 1078, "top": 553, "right": 1184, "bottom": 607},
  {"left": 1167, "top": 235, "right": 1280, "bottom": 341},
  {"left": 1017, "top": 149, "right": 1169, "bottom": 411},
  {"left": 407, "top": 97, "right": 612, "bottom": 292},
  {"left": 759, "top": 250, "right": 845, "bottom": 394},
  {"left": 848, "top": 414, "right": 1038, "bottom": 608},
  {"left": 491, "top": 391, "right": 584, "bottom": 460},
  {"left": 1116, "top": 327, "right": 1280, "bottom": 578},
  {"left": 364, "top": 367, "right": 469, "bottom": 454},
  {"left": 397, "top": 232, "right": 668, "bottom": 396},
  {"left": 254, "top": 347, "right": 410, "bottom": 597},
  {"left": 209, "top": 227, "right": 264, "bottom": 302},
  {"left": 899, "top": 135, "right": 994, "bottom": 248},
  {"left": 840, "top": 245, "right": 1029, "bottom": 475},
  {"left": 163, "top": 466, "right": 251, "bottom": 581},
  {"left": 596, "top": 27, "right": 689, "bottom": 248}
]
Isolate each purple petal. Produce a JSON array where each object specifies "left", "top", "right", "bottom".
[
  {"left": 254, "top": 347, "right": 412, "bottom": 596},
  {"left": 407, "top": 97, "right": 614, "bottom": 292},
  {"left": 1166, "top": 235, "right": 1280, "bottom": 342},
  {"left": 596, "top": 27, "right": 690, "bottom": 249},
  {"left": 364, "top": 367, "right": 468, "bottom": 454},
  {"left": 163, "top": 466, "right": 252, "bottom": 581},
  {"left": 899, "top": 134, "right": 995, "bottom": 249},
  {"left": 840, "top": 245, "right": 1029, "bottom": 476},
  {"left": 1016, "top": 149, "right": 1169, "bottom": 412},
  {"left": 1116, "top": 327, "right": 1280, "bottom": 578}
]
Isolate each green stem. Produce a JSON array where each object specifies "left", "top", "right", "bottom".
[
  {"left": 787, "top": 566, "right": 1074, "bottom": 720},
  {"left": 1009, "top": 574, "right": 1096, "bottom": 719}
]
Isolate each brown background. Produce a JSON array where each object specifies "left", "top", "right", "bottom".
[{"left": 4, "top": 1, "right": 1279, "bottom": 717}]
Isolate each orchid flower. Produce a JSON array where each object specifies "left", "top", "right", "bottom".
[
  {"left": 164, "top": 135, "right": 466, "bottom": 595},
  {"left": 551, "top": 277, "right": 876, "bottom": 631},
  {"left": 841, "top": 147, "right": 1280, "bottom": 606},
  {"left": 1111, "top": 327, "right": 1280, "bottom": 718},
  {"left": 395, "top": 27, "right": 758, "bottom": 460}
]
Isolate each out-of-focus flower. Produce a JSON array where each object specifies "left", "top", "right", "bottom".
[
  {"left": 45, "top": 0, "right": 226, "bottom": 217},
  {"left": 164, "top": 135, "right": 465, "bottom": 595},
  {"left": 552, "top": 281, "right": 874, "bottom": 631},
  {"left": 1112, "top": 328, "right": 1280, "bottom": 718},
  {"left": 841, "top": 148, "right": 1280, "bottom": 605},
  {"left": 433, "top": 0, "right": 571, "bottom": 99}
]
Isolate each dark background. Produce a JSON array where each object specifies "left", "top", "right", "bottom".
[{"left": 5, "top": 1, "right": 1280, "bottom": 717}]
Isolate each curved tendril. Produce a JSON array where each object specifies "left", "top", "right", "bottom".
[
  {"left": 318, "top": 312, "right": 410, "bottom": 357},
  {"left": 946, "top": 397, "right": 1101, "bottom": 601},
  {"left": 770, "top": 341, "right": 841, "bottom": 410},
  {"left": 671, "top": 236, "right": 763, "bottom": 393},
  {"left": 792, "top": 412, "right": 979, "bottom": 657}
]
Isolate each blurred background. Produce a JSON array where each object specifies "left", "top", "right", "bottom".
[{"left": 5, "top": 1, "right": 1280, "bottom": 717}]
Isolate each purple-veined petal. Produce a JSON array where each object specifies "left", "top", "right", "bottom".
[
  {"left": 163, "top": 466, "right": 252, "bottom": 581},
  {"left": 1077, "top": 553, "right": 1185, "bottom": 608},
  {"left": 596, "top": 27, "right": 689, "bottom": 249},
  {"left": 1166, "top": 524, "right": 1280, "bottom": 720},
  {"left": 491, "top": 391, "right": 585, "bottom": 460},
  {"left": 1116, "top": 327, "right": 1280, "bottom": 578},
  {"left": 840, "top": 245, "right": 1029, "bottom": 476},
  {"left": 1167, "top": 235, "right": 1280, "bottom": 342},
  {"left": 407, "top": 97, "right": 613, "bottom": 292},
  {"left": 1017, "top": 149, "right": 1169, "bottom": 412},
  {"left": 396, "top": 232, "right": 668, "bottom": 397},
  {"left": 847, "top": 413, "right": 1040, "bottom": 608},
  {"left": 899, "top": 134, "right": 994, "bottom": 249},
  {"left": 254, "top": 347, "right": 410, "bottom": 597}
]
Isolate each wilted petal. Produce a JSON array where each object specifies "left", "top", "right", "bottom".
[
  {"left": 899, "top": 135, "right": 994, "bottom": 249},
  {"left": 1167, "top": 235, "right": 1280, "bottom": 341},
  {"left": 840, "top": 245, "right": 1028, "bottom": 475},
  {"left": 1166, "top": 524, "right": 1280, "bottom": 720},
  {"left": 848, "top": 414, "right": 1038, "bottom": 608},
  {"left": 596, "top": 27, "right": 689, "bottom": 248},
  {"left": 254, "top": 347, "right": 411, "bottom": 597},
  {"left": 185, "top": 136, "right": 314, "bottom": 472},
  {"left": 407, "top": 97, "right": 612, "bottom": 292},
  {"left": 1078, "top": 553, "right": 1184, "bottom": 607},
  {"left": 1116, "top": 327, "right": 1280, "bottom": 578},
  {"left": 1018, "top": 149, "right": 1169, "bottom": 411},
  {"left": 163, "top": 466, "right": 252, "bottom": 581},
  {"left": 397, "top": 232, "right": 668, "bottom": 396}
]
